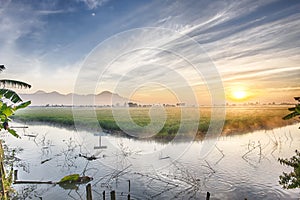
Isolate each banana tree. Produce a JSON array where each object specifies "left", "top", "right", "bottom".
[{"left": 0, "top": 65, "right": 31, "bottom": 138}]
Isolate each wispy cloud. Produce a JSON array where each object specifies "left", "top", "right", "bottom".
[
  {"left": 0, "top": 3, "right": 43, "bottom": 45},
  {"left": 77, "top": 0, "right": 110, "bottom": 9},
  {"left": 37, "top": 9, "right": 74, "bottom": 15}
]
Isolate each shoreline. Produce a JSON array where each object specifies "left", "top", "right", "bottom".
[
  {"left": 11, "top": 120, "right": 297, "bottom": 143},
  {"left": 11, "top": 106, "right": 297, "bottom": 142}
]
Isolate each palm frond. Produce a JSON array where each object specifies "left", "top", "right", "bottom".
[
  {"left": 0, "top": 65, "right": 5, "bottom": 72},
  {"left": 0, "top": 79, "right": 31, "bottom": 89}
]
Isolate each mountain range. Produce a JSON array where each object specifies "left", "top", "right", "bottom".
[{"left": 19, "top": 90, "right": 129, "bottom": 106}]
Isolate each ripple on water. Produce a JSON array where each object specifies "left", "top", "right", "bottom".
[
  {"left": 249, "top": 182, "right": 300, "bottom": 199},
  {"left": 204, "top": 169, "right": 300, "bottom": 200},
  {"left": 204, "top": 179, "right": 235, "bottom": 193},
  {"left": 208, "top": 181, "right": 300, "bottom": 200}
]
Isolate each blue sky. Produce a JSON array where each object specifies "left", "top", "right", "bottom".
[{"left": 0, "top": 0, "right": 299, "bottom": 103}]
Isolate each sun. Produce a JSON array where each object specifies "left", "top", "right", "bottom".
[
  {"left": 227, "top": 86, "right": 254, "bottom": 102},
  {"left": 232, "top": 90, "right": 247, "bottom": 100}
]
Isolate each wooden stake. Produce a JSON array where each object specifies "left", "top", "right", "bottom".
[
  {"left": 14, "top": 170, "right": 18, "bottom": 182},
  {"left": 110, "top": 191, "right": 116, "bottom": 200},
  {"left": 127, "top": 180, "right": 131, "bottom": 200},
  {"left": 86, "top": 183, "right": 92, "bottom": 200},
  {"left": 206, "top": 192, "right": 210, "bottom": 200},
  {"left": 129, "top": 180, "right": 131, "bottom": 192}
]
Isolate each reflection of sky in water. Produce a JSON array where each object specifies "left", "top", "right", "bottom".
[{"left": 2, "top": 122, "right": 299, "bottom": 199}]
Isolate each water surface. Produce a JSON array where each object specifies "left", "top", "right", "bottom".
[{"left": 2, "top": 122, "right": 300, "bottom": 199}]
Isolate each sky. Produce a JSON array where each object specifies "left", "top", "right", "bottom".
[{"left": 0, "top": 0, "right": 299, "bottom": 104}]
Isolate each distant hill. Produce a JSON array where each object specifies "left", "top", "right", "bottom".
[{"left": 19, "top": 90, "right": 129, "bottom": 106}]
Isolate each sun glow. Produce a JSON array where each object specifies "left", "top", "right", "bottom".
[
  {"left": 227, "top": 86, "right": 251, "bottom": 101},
  {"left": 233, "top": 90, "right": 247, "bottom": 100}
]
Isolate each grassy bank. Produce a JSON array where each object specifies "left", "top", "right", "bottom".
[{"left": 12, "top": 106, "right": 295, "bottom": 139}]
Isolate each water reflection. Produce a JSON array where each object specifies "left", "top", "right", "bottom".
[{"left": 1, "top": 122, "right": 299, "bottom": 199}]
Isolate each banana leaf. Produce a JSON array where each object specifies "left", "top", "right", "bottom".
[
  {"left": 7, "top": 128, "right": 20, "bottom": 138},
  {"left": 0, "top": 89, "right": 23, "bottom": 103},
  {"left": 0, "top": 79, "right": 31, "bottom": 89},
  {"left": 283, "top": 111, "right": 299, "bottom": 120},
  {"left": 14, "top": 101, "right": 31, "bottom": 111}
]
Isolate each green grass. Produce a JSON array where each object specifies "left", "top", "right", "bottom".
[{"left": 12, "top": 106, "right": 296, "bottom": 139}]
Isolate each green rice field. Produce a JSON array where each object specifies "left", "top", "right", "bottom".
[{"left": 12, "top": 106, "right": 296, "bottom": 139}]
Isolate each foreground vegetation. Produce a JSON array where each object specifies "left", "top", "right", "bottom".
[
  {"left": 0, "top": 64, "right": 31, "bottom": 199},
  {"left": 0, "top": 65, "right": 31, "bottom": 138},
  {"left": 12, "top": 106, "right": 295, "bottom": 139},
  {"left": 278, "top": 97, "right": 300, "bottom": 189}
]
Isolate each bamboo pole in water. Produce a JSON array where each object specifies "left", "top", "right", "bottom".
[{"left": 14, "top": 180, "right": 53, "bottom": 184}]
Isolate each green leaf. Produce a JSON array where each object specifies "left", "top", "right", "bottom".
[
  {"left": 14, "top": 101, "right": 31, "bottom": 111},
  {"left": 2, "top": 107, "right": 13, "bottom": 117},
  {"left": 0, "top": 102, "right": 14, "bottom": 118},
  {"left": 283, "top": 111, "right": 299, "bottom": 120},
  {"left": 0, "top": 115, "right": 6, "bottom": 121},
  {"left": 0, "top": 88, "right": 7, "bottom": 95},
  {"left": 58, "top": 174, "right": 80, "bottom": 183},
  {"left": 0, "top": 89, "right": 23, "bottom": 103},
  {"left": 3, "top": 90, "right": 14, "bottom": 99},
  {"left": 7, "top": 128, "right": 20, "bottom": 138},
  {"left": 295, "top": 105, "right": 300, "bottom": 114}
]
